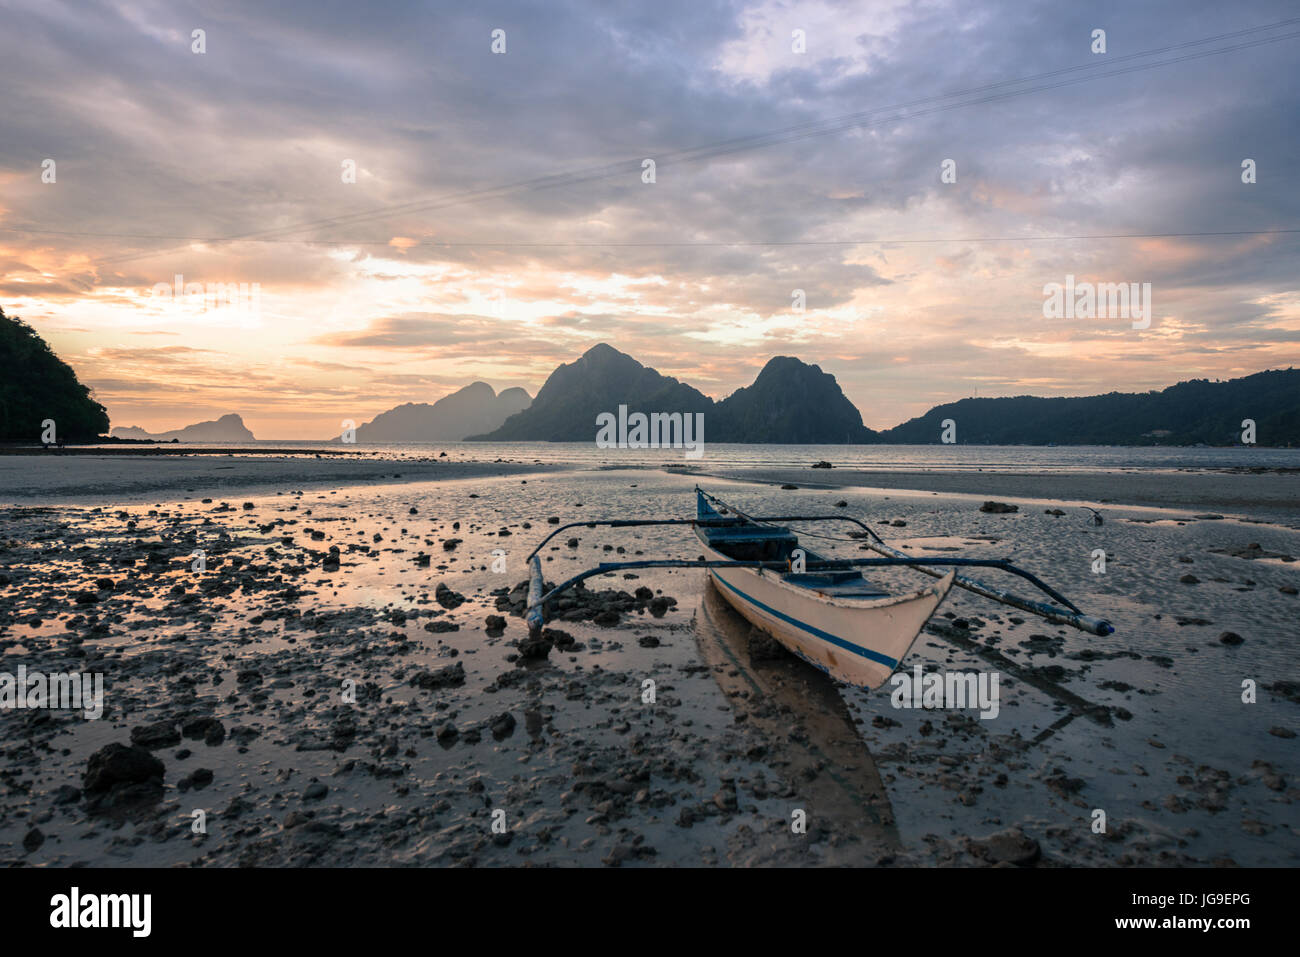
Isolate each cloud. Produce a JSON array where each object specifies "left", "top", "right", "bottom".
[{"left": 1, "top": 0, "right": 1296, "bottom": 435}]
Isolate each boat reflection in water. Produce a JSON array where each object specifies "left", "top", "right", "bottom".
[{"left": 695, "top": 577, "right": 900, "bottom": 855}]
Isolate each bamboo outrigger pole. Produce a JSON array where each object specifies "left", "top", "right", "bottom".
[{"left": 522, "top": 535, "right": 1112, "bottom": 639}]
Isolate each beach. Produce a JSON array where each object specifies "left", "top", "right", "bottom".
[
  {"left": 1, "top": 451, "right": 1296, "bottom": 866},
  {"left": 703, "top": 466, "right": 1300, "bottom": 515},
  {"left": 0, "top": 449, "right": 557, "bottom": 503}
]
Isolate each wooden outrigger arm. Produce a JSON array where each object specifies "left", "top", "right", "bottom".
[
  {"left": 524, "top": 514, "right": 884, "bottom": 562},
  {"left": 525, "top": 549, "right": 1113, "bottom": 640},
  {"left": 524, "top": 488, "right": 1114, "bottom": 641}
]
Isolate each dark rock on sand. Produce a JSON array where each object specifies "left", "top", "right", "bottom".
[
  {"left": 23, "top": 828, "right": 44, "bottom": 853},
  {"left": 490, "top": 712, "right": 516, "bottom": 739},
  {"left": 179, "top": 767, "right": 215, "bottom": 791},
  {"left": 84, "top": 743, "right": 165, "bottom": 793},
  {"left": 435, "top": 583, "right": 466, "bottom": 609},
  {"left": 713, "top": 782, "right": 738, "bottom": 812},
  {"left": 517, "top": 630, "right": 553, "bottom": 660},
  {"left": 545, "top": 628, "right": 575, "bottom": 651},
  {"left": 130, "top": 721, "right": 181, "bottom": 749},
  {"left": 969, "top": 827, "right": 1041, "bottom": 866},
  {"left": 1266, "top": 680, "right": 1300, "bottom": 704},
  {"left": 409, "top": 661, "right": 466, "bottom": 690},
  {"left": 979, "top": 501, "right": 1019, "bottom": 513},
  {"left": 181, "top": 716, "right": 227, "bottom": 745}
]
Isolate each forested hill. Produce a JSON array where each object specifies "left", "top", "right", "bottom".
[
  {"left": 878, "top": 369, "right": 1300, "bottom": 445},
  {"left": 0, "top": 306, "right": 109, "bottom": 443}
]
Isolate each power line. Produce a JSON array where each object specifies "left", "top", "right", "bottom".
[
  {"left": 7, "top": 227, "right": 1300, "bottom": 247},
  {"left": 80, "top": 25, "right": 1300, "bottom": 265},
  {"left": 4, "top": 18, "right": 1296, "bottom": 263}
]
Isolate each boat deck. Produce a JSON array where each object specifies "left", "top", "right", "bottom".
[
  {"left": 697, "top": 495, "right": 890, "bottom": 599},
  {"left": 781, "top": 572, "right": 890, "bottom": 599}
]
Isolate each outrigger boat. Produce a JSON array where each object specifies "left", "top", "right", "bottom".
[{"left": 525, "top": 488, "right": 1113, "bottom": 690}]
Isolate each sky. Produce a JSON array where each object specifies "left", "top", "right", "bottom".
[{"left": 1, "top": 0, "right": 1297, "bottom": 438}]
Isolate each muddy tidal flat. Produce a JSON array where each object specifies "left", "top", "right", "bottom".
[{"left": 0, "top": 460, "right": 1296, "bottom": 867}]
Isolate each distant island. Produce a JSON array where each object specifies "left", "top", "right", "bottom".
[
  {"left": 469, "top": 343, "right": 875, "bottom": 443},
  {"left": 111, "top": 413, "right": 256, "bottom": 443},
  {"left": 877, "top": 370, "right": 1300, "bottom": 446},
  {"left": 335, "top": 382, "right": 532, "bottom": 443},
  {"left": 469, "top": 343, "right": 1297, "bottom": 447}
]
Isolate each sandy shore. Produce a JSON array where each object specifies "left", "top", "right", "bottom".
[
  {"left": 0, "top": 454, "right": 569, "bottom": 503},
  {"left": 1, "top": 468, "right": 1296, "bottom": 867},
  {"left": 696, "top": 466, "right": 1300, "bottom": 515},
  {"left": 5, "top": 450, "right": 1297, "bottom": 517}
]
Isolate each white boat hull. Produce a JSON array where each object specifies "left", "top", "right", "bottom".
[{"left": 700, "top": 539, "right": 955, "bottom": 689}]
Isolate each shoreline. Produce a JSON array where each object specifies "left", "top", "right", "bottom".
[
  {"left": 0, "top": 446, "right": 360, "bottom": 456},
  {"left": 694, "top": 466, "right": 1300, "bottom": 515},
  {"left": 3, "top": 452, "right": 1296, "bottom": 516},
  {"left": 0, "top": 456, "right": 573, "bottom": 505}
]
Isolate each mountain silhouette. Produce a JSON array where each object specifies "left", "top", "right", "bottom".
[
  {"left": 713, "top": 356, "right": 877, "bottom": 443},
  {"left": 345, "top": 382, "right": 532, "bottom": 442},
  {"left": 470, "top": 344, "right": 711, "bottom": 441},
  {"left": 877, "top": 369, "right": 1300, "bottom": 445},
  {"left": 111, "top": 413, "right": 256, "bottom": 442},
  {"left": 470, "top": 343, "right": 872, "bottom": 443}
]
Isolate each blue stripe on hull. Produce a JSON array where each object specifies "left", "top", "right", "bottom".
[{"left": 710, "top": 569, "right": 899, "bottom": 669}]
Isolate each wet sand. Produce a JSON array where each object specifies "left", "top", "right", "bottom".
[
  {"left": 0, "top": 453, "right": 567, "bottom": 503},
  {"left": 697, "top": 466, "right": 1300, "bottom": 515},
  {"left": 1, "top": 465, "right": 1296, "bottom": 866}
]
